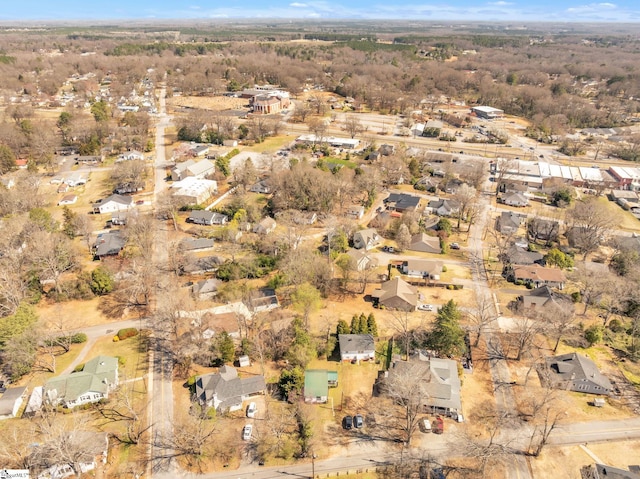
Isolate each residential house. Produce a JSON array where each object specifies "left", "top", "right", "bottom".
[
  {"left": 371, "top": 277, "right": 418, "bottom": 311},
  {"left": 379, "top": 353, "right": 462, "bottom": 416},
  {"left": 171, "top": 158, "right": 215, "bottom": 181},
  {"left": 34, "top": 431, "right": 109, "bottom": 479},
  {"left": 495, "top": 211, "right": 526, "bottom": 235},
  {"left": 294, "top": 212, "right": 318, "bottom": 225},
  {"left": 93, "top": 194, "right": 134, "bottom": 214},
  {"left": 180, "top": 255, "right": 224, "bottom": 275},
  {"left": 94, "top": 230, "right": 126, "bottom": 259},
  {"left": 426, "top": 198, "right": 460, "bottom": 217},
  {"left": 110, "top": 212, "right": 128, "bottom": 226},
  {"left": 353, "top": 228, "right": 381, "bottom": 250},
  {"left": 121, "top": 149, "right": 144, "bottom": 161},
  {"left": 401, "top": 259, "right": 444, "bottom": 279},
  {"left": 192, "top": 279, "right": 222, "bottom": 300},
  {"left": 338, "top": 334, "right": 376, "bottom": 362},
  {"left": 346, "top": 205, "right": 365, "bottom": 220},
  {"left": 527, "top": 218, "right": 560, "bottom": 243},
  {"left": 511, "top": 264, "right": 566, "bottom": 289},
  {"left": 250, "top": 179, "right": 272, "bottom": 194},
  {"left": 114, "top": 182, "right": 145, "bottom": 194},
  {"left": 181, "top": 238, "right": 215, "bottom": 252},
  {"left": 0, "top": 387, "right": 27, "bottom": 420},
  {"left": 501, "top": 245, "right": 544, "bottom": 265},
  {"left": 64, "top": 172, "right": 88, "bottom": 187},
  {"left": 58, "top": 194, "right": 78, "bottom": 206},
  {"left": 580, "top": 464, "right": 640, "bottom": 479},
  {"left": 188, "top": 210, "right": 229, "bottom": 226},
  {"left": 567, "top": 226, "right": 607, "bottom": 251},
  {"left": 44, "top": 356, "right": 119, "bottom": 408},
  {"left": 75, "top": 155, "right": 102, "bottom": 164},
  {"left": 379, "top": 144, "right": 395, "bottom": 156},
  {"left": 544, "top": 353, "right": 613, "bottom": 395},
  {"left": 346, "top": 248, "right": 377, "bottom": 271},
  {"left": 171, "top": 177, "right": 218, "bottom": 205},
  {"left": 303, "top": 369, "right": 338, "bottom": 403},
  {"left": 253, "top": 217, "right": 277, "bottom": 235},
  {"left": 190, "top": 144, "right": 210, "bottom": 157},
  {"left": 502, "top": 192, "right": 529, "bottom": 207},
  {"left": 195, "top": 365, "right": 266, "bottom": 411},
  {"left": 516, "top": 285, "right": 573, "bottom": 311},
  {"left": 415, "top": 176, "right": 441, "bottom": 191},
  {"left": 245, "top": 288, "right": 279, "bottom": 313},
  {"left": 407, "top": 233, "right": 441, "bottom": 254},
  {"left": 384, "top": 193, "right": 421, "bottom": 212}
]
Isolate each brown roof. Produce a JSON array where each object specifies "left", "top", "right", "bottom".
[
  {"left": 371, "top": 277, "right": 418, "bottom": 310},
  {"left": 513, "top": 264, "right": 566, "bottom": 283}
]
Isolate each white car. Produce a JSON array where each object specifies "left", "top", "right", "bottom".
[
  {"left": 246, "top": 402, "right": 257, "bottom": 418},
  {"left": 242, "top": 424, "right": 253, "bottom": 441},
  {"left": 418, "top": 304, "right": 434, "bottom": 311}
]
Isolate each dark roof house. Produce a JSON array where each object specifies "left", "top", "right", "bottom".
[
  {"left": 94, "top": 230, "right": 126, "bottom": 258},
  {"left": 195, "top": 365, "right": 266, "bottom": 411},
  {"left": 384, "top": 193, "right": 421, "bottom": 212},
  {"left": 545, "top": 353, "right": 613, "bottom": 395},
  {"left": 338, "top": 334, "right": 376, "bottom": 362}
]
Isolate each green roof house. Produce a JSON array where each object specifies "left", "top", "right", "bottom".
[
  {"left": 44, "top": 355, "right": 119, "bottom": 409},
  {"left": 304, "top": 369, "right": 338, "bottom": 404}
]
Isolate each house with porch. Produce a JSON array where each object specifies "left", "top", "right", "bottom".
[{"left": 194, "top": 365, "right": 266, "bottom": 412}]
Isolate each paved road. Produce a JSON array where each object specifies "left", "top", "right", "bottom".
[{"left": 147, "top": 84, "right": 178, "bottom": 477}]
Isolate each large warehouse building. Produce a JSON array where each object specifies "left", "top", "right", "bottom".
[{"left": 471, "top": 106, "right": 504, "bottom": 119}]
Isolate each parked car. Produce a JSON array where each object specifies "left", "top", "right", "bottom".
[
  {"left": 246, "top": 402, "right": 257, "bottom": 418},
  {"left": 353, "top": 414, "right": 364, "bottom": 428},
  {"left": 343, "top": 415, "right": 353, "bottom": 430},
  {"left": 242, "top": 424, "right": 253, "bottom": 441},
  {"left": 382, "top": 246, "right": 395, "bottom": 253},
  {"left": 418, "top": 304, "right": 434, "bottom": 312},
  {"left": 422, "top": 418, "right": 432, "bottom": 433},
  {"left": 450, "top": 242, "right": 460, "bottom": 250}
]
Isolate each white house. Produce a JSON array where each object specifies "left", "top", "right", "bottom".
[
  {"left": 353, "top": 228, "right": 381, "bottom": 250},
  {"left": 195, "top": 365, "right": 266, "bottom": 412},
  {"left": 58, "top": 194, "right": 78, "bottom": 206},
  {"left": 171, "top": 178, "right": 218, "bottom": 205},
  {"left": 401, "top": 259, "right": 444, "bottom": 279},
  {"left": 44, "top": 356, "right": 119, "bottom": 409},
  {"left": 502, "top": 192, "right": 529, "bottom": 207},
  {"left": 172, "top": 158, "right": 215, "bottom": 181},
  {"left": 338, "top": 334, "right": 376, "bottom": 362},
  {"left": 92, "top": 194, "right": 134, "bottom": 214}
]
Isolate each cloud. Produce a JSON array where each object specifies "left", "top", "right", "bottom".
[
  {"left": 189, "top": 5, "right": 201, "bottom": 9},
  {"left": 488, "top": 1, "right": 513, "bottom": 5},
  {"left": 567, "top": 2, "right": 618, "bottom": 13},
  {"left": 289, "top": 2, "right": 308, "bottom": 6}
]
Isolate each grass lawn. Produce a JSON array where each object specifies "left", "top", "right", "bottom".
[
  {"left": 88, "top": 333, "right": 148, "bottom": 381},
  {"left": 247, "top": 135, "right": 296, "bottom": 153}
]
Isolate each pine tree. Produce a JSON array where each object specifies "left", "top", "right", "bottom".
[
  {"left": 428, "top": 300, "right": 466, "bottom": 357},
  {"left": 358, "top": 313, "right": 368, "bottom": 334},
  {"left": 350, "top": 314, "right": 359, "bottom": 334},
  {"left": 337, "top": 319, "right": 350, "bottom": 335},
  {"left": 367, "top": 313, "right": 378, "bottom": 337}
]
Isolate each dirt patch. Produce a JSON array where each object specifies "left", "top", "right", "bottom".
[{"left": 167, "top": 95, "right": 249, "bottom": 112}]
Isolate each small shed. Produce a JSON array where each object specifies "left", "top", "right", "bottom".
[
  {"left": 593, "top": 397, "right": 606, "bottom": 407},
  {"left": 238, "top": 355, "right": 251, "bottom": 367}
]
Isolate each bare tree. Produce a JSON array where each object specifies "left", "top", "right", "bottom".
[
  {"left": 509, "top": 317, "right": 541, "bottom": 361},
  {"left": 344, "top": 115, "right": 365, "bottom": 139},
  {"left": 28, "top": 231, "right": 79, "bottom": 294},
  {"left": 383, "top": 361, "right": 431, "bottom": 445},
  {"left": 566, "top": 198, "right": 619, "bottom": 259},
  {"left": 97, "top": 388, "right": 152, "bottom": 446},
  {"left": 468, "top": 292, "right": 495, "bottom": 347},
  {"left": 453, "top": 184, "right": 478, "bottom": 231}
]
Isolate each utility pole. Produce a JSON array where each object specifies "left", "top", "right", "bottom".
[{"left": 311, "top": 452, "right": 317, "bottom": 479}]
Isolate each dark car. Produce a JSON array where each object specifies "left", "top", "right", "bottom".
[
  {"left": 353, "top": 414, "right": 364, "bottom": 428},
  {"left": 343, "top": 415, "right": 353, "bottom": 430}
]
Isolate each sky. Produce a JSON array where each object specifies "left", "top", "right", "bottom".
[{"left": 1, "top": 0, "right": 640, "bottom": 22}]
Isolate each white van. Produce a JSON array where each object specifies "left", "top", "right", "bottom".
[
  {"left": 423, "top": 419, "right": 432, "bottom": 433},
  {"left": 246, "top": 402, "right": 257, "bottom": 418}
]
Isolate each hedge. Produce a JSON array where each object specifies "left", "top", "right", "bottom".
[{"left": 117, "top": 328, "right": 139, "bottom": 340}]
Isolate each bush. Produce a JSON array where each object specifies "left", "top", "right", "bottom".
[
  {"left": 73, "top": 363, "right": 85, "bottom": 372},
  {"left": 117, "top": 328, "right": 139, "bottom": 340},
  {"left": 571, "top": 291, "right": 582, "bottom": 303},
  {"left": 447, "top": 284, "right": 455, "bottom": 290},
  {"left": 526, "top": 282, "right": 534, "bottom": 289},
  {"left": 514, "top": 279, "right": 524, "bottom": 286},
  {"left": 585, "top": 325, "right": 603, "bottom": 346},
  {"left": 69, "top": 333, "right": 87, "bottom": 344},
  {"left": 608, "top": 319, "right": 624, "bottom": 333},
  {"left": 112, "top": 336, "right": 120, "bottom": 342},
  {"left": 442, "top": 265, "right": 448, "bottom": 273}
]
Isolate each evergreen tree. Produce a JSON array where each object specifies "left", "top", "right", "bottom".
[
  {"left": 358, "top": 313, "right": 368, "bottom": 334},
  {"left": 350, "top": 314, "right": 358, "bottom": 334},
  {"left": 367, "top": 313, "right": 378, "bottom": 337},
  {"left": 62, "top": 206, "right": 77, "bottom": 238},
  {"left": 90, "top": 266, "right": 114, "bottom": 295},
  {"left": 428, "top": 300, "right": 466, "bottom": 357},
  {"left": 213, "top": 330, "right": 235, "bottom": 364},
  {"left": 336, "top": 319, "right": 350, "bottom": 335}
]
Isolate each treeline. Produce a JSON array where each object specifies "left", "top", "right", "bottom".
[{"left": 105, "top": 41, "right": 224, "bottom": 56}]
